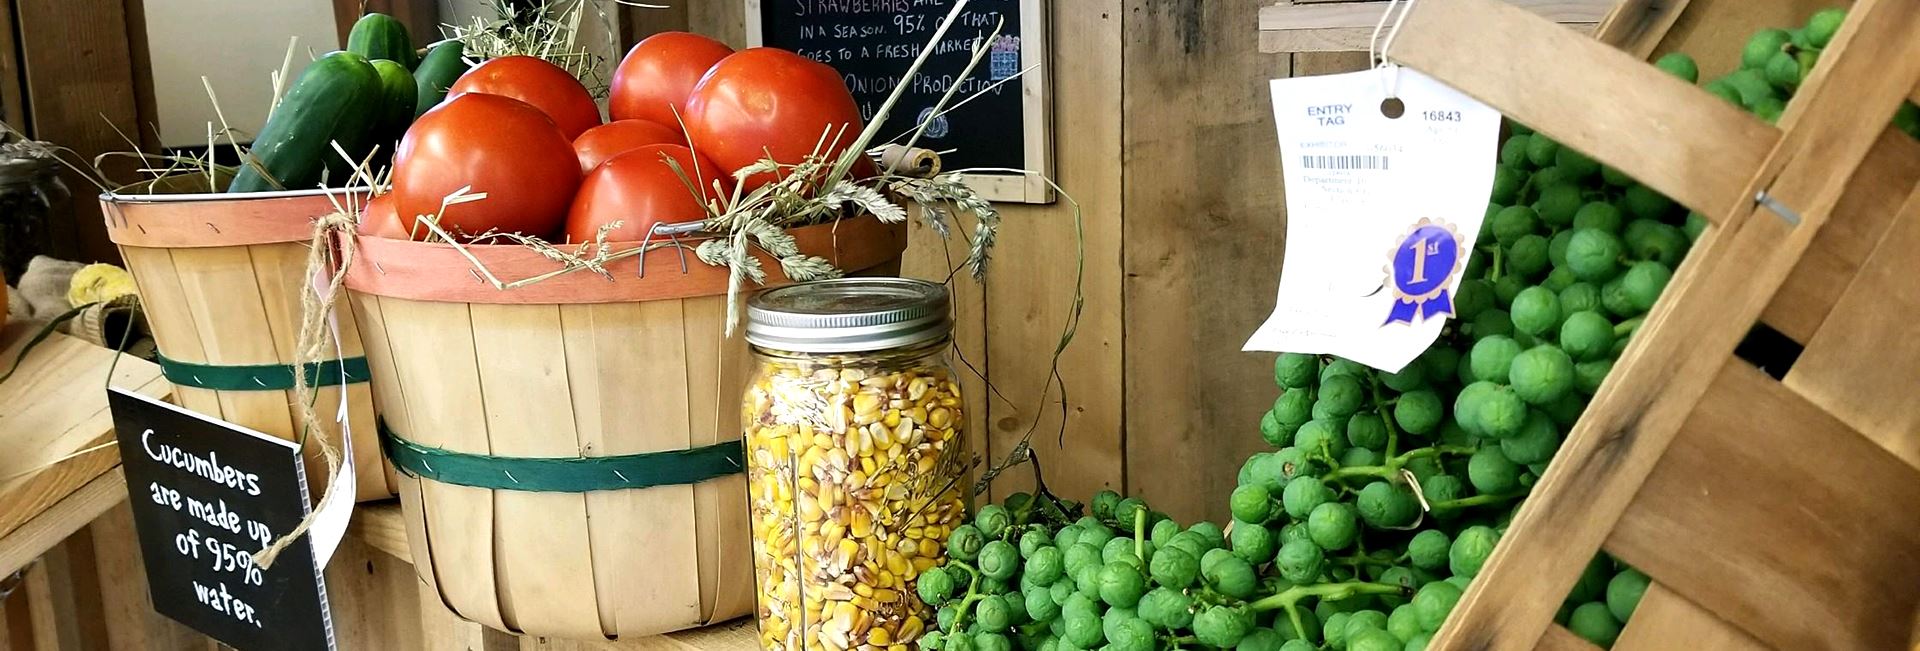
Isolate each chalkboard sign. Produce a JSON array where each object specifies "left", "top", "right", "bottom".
[
  {"left": 750, "top": 0, "right": 1053, "bottom": 203},
  {"left": 110, "top": 389, "right": 335, "bottom": 651}
]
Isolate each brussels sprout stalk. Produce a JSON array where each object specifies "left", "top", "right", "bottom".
[{"left": 1323, "top": 446, "right": 1476, "bottom": 483}]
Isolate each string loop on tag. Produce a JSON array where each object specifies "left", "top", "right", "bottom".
[{"left": 1367, "top": 0, "right": 1421, "bottom": 99}]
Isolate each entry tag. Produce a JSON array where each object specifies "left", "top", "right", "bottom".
[{"left": 1244, "top": 66, "right": 1500, "bottom": 372}]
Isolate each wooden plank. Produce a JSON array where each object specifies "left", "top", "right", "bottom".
[
  {"left": 983, "top": 0, "right": 1125, "bottom": 504},
  {"left": 0, "top": 468, "right": 126, "bottom": 578},
  {"left": 1609, "top": 361, "right": 1920, "bottom": 650},
  {"left": 347, "top": 501, "right": 411, "bottom": 561},
  {"left": 1431, "top": 2, "right": 1920, "bottom": 649},
  {"left": 1763, "top": 127, "right": 1920, "bottom": 342},
  {"left": 627, "top": 1, "right": 747, "bottom": 50},
  {"left": 1260, "top": 0, "right": 1614, "bottom": 31},
  {"left": 90, "top": 501, "right": 201, "bottom": 651},
  {"left": 901, "top": 208, "right": 992, "bottom": 502},
  {"left": 0, "top": 0, "right": 24, "bottom": 130},
  {"left": 0, "top": 327, "right": 166, "bottom": 540},
  {"left": 470, "top": 304, "right": 600, "bottom": 638},
  {"left": 1118, "top": 0, "right": 1292, "bottom": 522},
  {"left": 20, "top": 559, "right": 58, "bottom": 651},
  {"left": 16, "top": 0, "right": 142, "bottom": 263},
  {"left": 327, "top": 535, "right": 425, "bottom": 651},
  {"left": 1263, "top": 23, "right": 1600, "bottom": 53},
  {"left": 1391, "top": 0, "right": 1777, "bottom": 225},
  {"left": 333, "top": 0, "right": 439, "bottom": 51},
  {"left": 1613, "top": 583, "right": 1768, "bottom": 651},
  {"left": 1590, "top": 0, "right": 1691, "bottom": 56},
  {"left": 34, "top": 535, "right": 106, "bottom": 651},
  {"left": 1782, "top": 180, "right": 1920, "bottom": 469},
  {"left": 1537, "top": 623, "right": 1602, "bottom": 651}
]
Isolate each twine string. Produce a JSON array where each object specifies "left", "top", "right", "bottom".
[{"left": 254, "top": 210, "right": 357, "bottom": 570}]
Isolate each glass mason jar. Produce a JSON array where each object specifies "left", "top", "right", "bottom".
[{"left": 743, "top": 278, "right": 971, "bottom": 651}]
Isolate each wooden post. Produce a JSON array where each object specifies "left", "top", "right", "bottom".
[{"left": 14, "top": 0, "right": 146, "bottom": 263}]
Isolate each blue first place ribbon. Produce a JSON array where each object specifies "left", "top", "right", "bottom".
[{"left": 1385, "top": 223, "right": 1461, "bottom": 325}]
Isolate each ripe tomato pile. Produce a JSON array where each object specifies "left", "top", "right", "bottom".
[{"left": 375, "top": 32, "right": 868, "bottom": 243}]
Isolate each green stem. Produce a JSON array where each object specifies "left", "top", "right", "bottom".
[
  {"left": 1490, "top": 247, "right": 1504, "bottom": 282},
  {"left": 1429, "top": 490, "right": 1529, "bottom": 511},
  {"left": 946, "top": 560, "right": 983, "bottom": 630},
  {"left": 1247, "top": 581, "right": 1408, "bottom": 612},
  {"left": 1613, "top": 316, "right": 1644, "bottom": 337},
  {"left": 1282, "top": 602, "right": 1310, "bottom": 641},
  {"left": 1372, "top": 379, "right": 1404, "bottom": 459},
  {"left": 1134, "top": 508, "right": 1147, "bottom": 562},
  {"left": 1323, "top": 445, "right": 1475, "bottom": 483}
]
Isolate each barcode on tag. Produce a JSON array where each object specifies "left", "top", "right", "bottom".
[{"left": 1301, "top": 154, "right": 1391, "bottom": 170}]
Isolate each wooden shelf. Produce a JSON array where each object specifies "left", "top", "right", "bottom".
[
  {"left": 1258, "top": 0, "right": 1614, "bottom": 53},
  {"left": 348, "top": 502, "right": 759, "bottom": 650},
  {"left": 0, "top": 323, "right": 168, "bottom": 575}
]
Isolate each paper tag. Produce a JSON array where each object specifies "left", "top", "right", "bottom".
[
  {"left": 1244, "top": 66, "right": 1500, "bottom": 372},
  {"left": 305, "top": 266, "right": 355, "bottom": 566}
]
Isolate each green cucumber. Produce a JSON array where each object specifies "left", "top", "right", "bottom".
[
  {"left": 346, "top": 13, "right": 416, "bottom": 69},
  {"left": 369, "top": 59, "right": 417, "bottom": 167},
  {"left": 412, "top": 41, "right": 469, "bottom": 118},
  {"left": 229, "top": 51, "right": 382, "bottom": 193}
]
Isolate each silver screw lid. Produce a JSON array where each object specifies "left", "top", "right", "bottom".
[{"left": 745, "top": 278, "right": 952, "bottom": 353}]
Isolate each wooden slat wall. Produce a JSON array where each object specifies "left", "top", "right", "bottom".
[
  {"left": 1120, "top": 1, "right": 1339, "bottom": 522},
  {"left": 630, "top": 2, "right": 1369, "bottom": 523},
  {"left": 15, "top": 0, "right": 147, "bottom": 264}
]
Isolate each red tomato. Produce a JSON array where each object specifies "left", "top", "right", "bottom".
[
  {"left": 447, "top": 56, "right": 601, "bottom": 139},
  {"left": 392, "top": 93, "right": 581, "bottom": 239},
  {"left": 572, "top": 119, "right": 684, "bottom": 173},
  {"left": 563, "top": 144, "right": 730, "bottom": 243},
  {"left": 684, "top": 48, "right": 867, "bottom": 190},
  {"left": 610, "top": 32, "right": 735, "bottom": 127},
  {"left": 357, "top": 192, "right": 410, "bottom": 239}
]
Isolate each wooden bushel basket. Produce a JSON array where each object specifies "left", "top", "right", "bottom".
[
  {"left": 341, "top": 215, "right": 907, "bottom": 640},
  {"left": 100, "top": 180, "right": 398, "bottom": 503}
]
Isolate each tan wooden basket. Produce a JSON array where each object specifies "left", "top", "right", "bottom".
[
  {"left": 100, "top": 179, "right": 397, "bottom": 503},
  {"left": 1349, "top": 0, "right": 1920, "bottom": 648},
  {"left": 340, "top": 214, "right": 907, "bottom": 640}
]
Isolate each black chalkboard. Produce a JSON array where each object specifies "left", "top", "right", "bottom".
[
  {"left": 110, "top": 389, "right": 334, "bottom": 651},
  {"left": 756, "top": 0, "right": 1032, "bottom": 172}
]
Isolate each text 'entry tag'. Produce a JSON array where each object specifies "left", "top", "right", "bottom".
[{"left": 1245, "top": 67, "right": 1500, "bottom": 372}]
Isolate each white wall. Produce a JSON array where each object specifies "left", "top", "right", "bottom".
[{"left": 146, "top": 0, "right": 341, "bottom": 147}]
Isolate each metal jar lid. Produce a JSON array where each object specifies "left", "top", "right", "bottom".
[{"left": 745, "top": 278, "right": 952, "bottom": 353}]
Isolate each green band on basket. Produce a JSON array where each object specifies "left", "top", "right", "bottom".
[
  {"left": 379, "top": 422, "right": 744, "bottom": 492},
  {"left": 157, "top": 355, "right": 371, "bottom": 391}
]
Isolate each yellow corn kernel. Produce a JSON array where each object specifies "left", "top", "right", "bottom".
[
  {"left": 874, "top": 588, "right": 899, "bottom": 603},
  {"left": 868, "top": 628, "right": 892, "bottom": 646},
  {"left": 928, "top": 408, "right": 952, "bottom": 429},
  {"left": 882, "top": 410, "right": 900, "bottom": 428},
  {"left": 898, "top": 616, "right": 924, "bottom": 642},
  {"left": 918, "top": 538, "right": 940, "bottom": 557}
]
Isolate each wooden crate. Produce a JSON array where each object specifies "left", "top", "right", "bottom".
[{"left": 1365, "top": 0, "right": 1920, "bottom": 649}]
